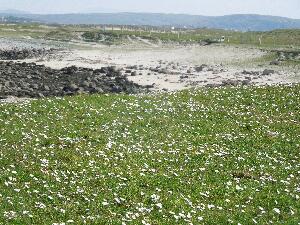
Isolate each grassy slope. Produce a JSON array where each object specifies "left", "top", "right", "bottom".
[
  {"left": 1, "top": 23, "right": 300, "bottom": 48},
  {"left": 0, "top": 85, "right": 299, "bottom": 224},
  {"left": 81, "top": 28, "right": 300, "bottom": 47}
]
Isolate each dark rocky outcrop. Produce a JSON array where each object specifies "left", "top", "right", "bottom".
[
  {"left": 0, "top": 61, "right": 145, "bottom": 99},
  {"left": 0, "top": 48, "right": 57, "bottom": 60}
]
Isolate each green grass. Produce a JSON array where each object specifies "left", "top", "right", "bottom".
[
  {"left": 81, "top": 28, "right": 300, "bottom": 48},
  {"left": 2, "top": 23, "right": 300, "bottom": 48},
  {"left": 0, "top": 85, "right": 299, "bottom": 224}
]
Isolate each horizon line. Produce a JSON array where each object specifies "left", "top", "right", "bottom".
[{"left": 1, "top": 9, "right": 300, "bottom": 20}]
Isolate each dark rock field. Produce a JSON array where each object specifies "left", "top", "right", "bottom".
[{"left": 0, "top": 61, "right": 144, "bottom": 99}]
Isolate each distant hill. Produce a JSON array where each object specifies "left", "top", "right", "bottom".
[
  {"left": 0, "top": 16, "right": 37, "bottom": 24},
  {"left": 0, "top": 9, "right": 30, "bottom": 14},
  {"left": 1, "top": 12, "right": 300, "bottom": 31}
]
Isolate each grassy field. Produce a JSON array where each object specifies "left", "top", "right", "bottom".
[
  {"left": 0, "top": 85, "right": 299, "bottom": 224},
  {"left": 81, "top": 28, "right": 300, "bottom": 48},
  {"left": 1, "top": 23, "right": 300, "bottom": 48}
]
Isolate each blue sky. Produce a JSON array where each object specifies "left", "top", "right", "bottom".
[{"left": 1, "top": 0, "right": 300, "bottom": 19}]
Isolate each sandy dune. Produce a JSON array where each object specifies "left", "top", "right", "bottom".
[{"left": 19, "top": 42, "right": 298, "bottom": 91}]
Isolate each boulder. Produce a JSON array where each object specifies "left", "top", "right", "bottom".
[{"left": 262, "top": 69, "right": 275, "bottom": 76}]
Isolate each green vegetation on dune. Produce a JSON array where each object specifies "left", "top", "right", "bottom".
[
  {"left": 1, "top": 23, "right": 300, "bottom": 49},
  {"left": 81, "top": 28, "right": 300, "bottom": 48},
  {"left": 0, "top": 85, "right": 299, "bottom": 224}
]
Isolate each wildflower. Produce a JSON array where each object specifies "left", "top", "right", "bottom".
[
  {"left": 273, "top": 208, "right": 280, "bottom": 214},
  {"left": 102, "top": 201, "right": 109, "bottom": 206},
  {"left": 198, "top": 216, "right": 204, "bottom": 221},
  {"left": 156, "top": 203, "right": 163, "bottom": 209}
]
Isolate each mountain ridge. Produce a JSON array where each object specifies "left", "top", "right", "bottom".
[
  {"left": 0, "top": 9, "right": 31, "bottom": 14},
  {"left": 1, "top": 11, "right": 300, "bottom": 31}
]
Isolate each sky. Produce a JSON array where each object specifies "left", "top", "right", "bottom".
[{"left": 0, "top": 0, "right": 300, "bottom": 19}]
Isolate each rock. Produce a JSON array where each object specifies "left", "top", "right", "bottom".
[
  {"left": 111, "top": 85, "right": 122, "bottom": 93},
  {"left": 30, "top": 84, "right": 39, "bottom": 89},
  {"left": 222, "top": 80, "right": 239, "bottom": 86},
  {"left": 131, "top": 71, "right": 137, "bottom": 76},
  {"left": 99, "top": 67, "right": 109, "bottom": 73},
  {"left": 262, "top": 69, "right": 275, "bottom": 75},
  {"left": 38, "top": 93, "right": 45, "bottom": 98},
  {"left": 242, "top": 70, "right": 259, "bottom": 75},
  {"left": 128, "top": 65, "right": 138, "bottom": 70},
  {"left": 0, "top": 48, "right": 56, "bottom": 60},
  {"left": 82, "top": 81, "right": 90, "bottom": 87},
  {"left": 270, "top": 60, "right": 280, "bottom": 65},
  {"left": 0, "top": 61, "right": 144, "bottom": 99},
  {"left": 206, "top": 83, "right": 221, "bottom": 88},
  {"left": 43, "top": 85, "right": 50, "bottom": 91},
  {"left": 195, "top": 64, "right": 207, "bottom": 72},
  {"left": 67, "top": 83, "right": 79, "bottom": 92},
  {"left": 242, "top": 80, "right": 251, "bottom": 85},
  {"left": 145, "top": 84, "right": 155, "bottom": 88},
  {"left": 63, "top": 66, "right": 78, "bottom": 75},
  {"left": 242, "top": 70, "right": 252, "bottom": 75},
  {"left": 89, "top": 82, "right": 97, "bottom": 89},
  {"left": 94, "top": 87, "right": 104, "bottom": 93},
  {"left": 159, "top": 68, "right": 168, "bottom": 74}
]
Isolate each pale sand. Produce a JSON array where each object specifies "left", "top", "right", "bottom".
[{"left": 18, "top": 43, "right": 299, "bottom": 91}]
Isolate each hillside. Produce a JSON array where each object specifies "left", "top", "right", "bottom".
[{"left": 1, "top": 12, "right": 300, "bottom": 31}]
